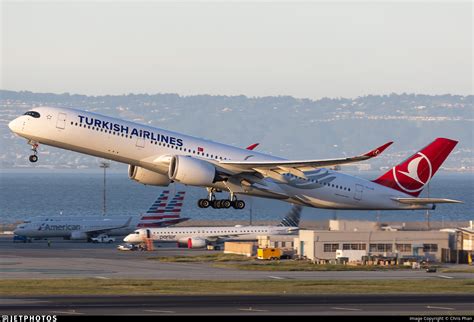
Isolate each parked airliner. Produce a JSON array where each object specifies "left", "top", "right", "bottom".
[
  {"left": 124, "top": 205, "right": 302, "bottom": 248},
  {"left": 14, "top": 190, "right": 188, "bottom": 240},
  {"left": 9, "top": 107, "right": 461, "bottom": 210}
]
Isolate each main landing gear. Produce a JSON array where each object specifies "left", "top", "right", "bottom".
[
  {"left": 197, "top": 189, "right": 246, "bottom": 210},
  {"left": 28, "top": 140, "right": 39, "bottom": 163}
]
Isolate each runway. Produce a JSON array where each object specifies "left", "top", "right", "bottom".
[
  {"left": 1, "top": 237, "right": 473, "bottom": 280},
  {"left": 2, "top": 294, "right": 473, "bottom": 315}
]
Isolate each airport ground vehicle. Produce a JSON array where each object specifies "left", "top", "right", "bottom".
[
  {"left": 257, "top": 248, "right": 282, "bottom": 260},
  {"left": 91, "top": 235, "right": 115, "bottom": 243},
  {"left": 117, "top": 244, "right": 139, "bottom": 251},
  {"left": 13, "top": 235, "right": 31, "bottom": 243}
]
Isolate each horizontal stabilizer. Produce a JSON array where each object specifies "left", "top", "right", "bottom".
[{"left": 392, "top": 197, "right": 463, "bottom": 205}]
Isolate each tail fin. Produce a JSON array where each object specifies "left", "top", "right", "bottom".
[
  {"left": 278, "top": 205, "right": 302, "bottom": 227},
  {"left": 373, "top": 138, "right": 458, "bottom": 197},
  {"left": 137, "top": 191, "right": 189, "bottom": 228}
]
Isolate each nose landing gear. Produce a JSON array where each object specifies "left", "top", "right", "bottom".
[{"left": 28, "top": 140, "right": 39, "bottom": 163}]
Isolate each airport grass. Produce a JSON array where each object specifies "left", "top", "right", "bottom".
[
  {"left": 0, "top": 279, "right": 473, "bottom": 296},
  {"left": 148, "top": 253, "right": 252, "bottom": 262},
  {"left": 213, "top": 261, "right": 414, "bottom": 271},
  {"left": 441, "top": 267, "right": 474, "bottom": 273},
  {"left": 149, "top": 254, "right": 413, "bottom": 271}
]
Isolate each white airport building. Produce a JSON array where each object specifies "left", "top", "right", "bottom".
[{"left": 291, "top": 220, "right": 474, "bottom": 264}]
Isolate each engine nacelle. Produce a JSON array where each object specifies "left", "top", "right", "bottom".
[
  {"left": 178, "top": 237, "right": 208, "bottom": 249},
  {"left": 168, "top": 155, "right": 217, "bottom": 186},
  {"left": 128, "top": 165, "right": 171, "bottom": 186},
  {"left": 70, "top": 231, "right": 88, "bottom": 240}
]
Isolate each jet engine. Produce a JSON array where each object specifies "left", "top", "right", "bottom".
[
  {"left": 178, "top": 237, "right": 208, "bottom": 249},
  {"left": 168, "top": 155, "right": 217, "bottom": 186},
  {"left": 128, "top": 165, "right": 171, "bottom": 186},
  {"left": 70, "top": 231, "right": 88, "bottom": 240}
]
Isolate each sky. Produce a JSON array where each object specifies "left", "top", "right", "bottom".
[{"left": 1, "top": 1, "right": 472, "bottom": 99}]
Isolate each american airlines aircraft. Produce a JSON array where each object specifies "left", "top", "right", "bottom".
[
  {"left": 14, "top": 190, "right": 189, "bottom": 240},
  {"left": 124, "top": 205, "right": 302, "bottom": 248},
  {"left": 9, "top": 107, "right": 461, "bottom": 210}
]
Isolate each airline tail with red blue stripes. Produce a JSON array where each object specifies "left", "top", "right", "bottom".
[{"left": 137, "top": 191, "right": 189, "bottom": 228}]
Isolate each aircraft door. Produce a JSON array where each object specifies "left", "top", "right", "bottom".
[
  {"left": 136, "top": 137, "right": 145, "bottom": 148},
  {"left": 354, "top": 184, "right": 363, "bottom": 201},
  {"left": 56, "top": 113, "right": 67, "bottom": 129},
  {"left": 146, "top": 229, "right": 151, "bottom": 239}
]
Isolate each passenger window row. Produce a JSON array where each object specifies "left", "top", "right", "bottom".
[
  {"left": 71, "top": 121, "right": 230, "bottom": 161},
  {"left": 284, "top": 173, "right": 351, "bottom": 191}
]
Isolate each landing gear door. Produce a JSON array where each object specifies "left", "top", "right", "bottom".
[
  {"left": 354, "top": 184, "right": 363, "bottom": 201},
  {"left": 56, "top": 113, "right": 67, "bottom": 129}
]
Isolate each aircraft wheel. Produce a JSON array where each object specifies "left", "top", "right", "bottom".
[
  {"left": 222, "top": 200, "right": 231, "bottom": 208},
  {"left": 201, "top": 199, "right": 210, "bottom": 208},
  {"left": 214, "top": 200, "right": 222, "bottom": 209},
  {"left": 197, "top": 199, "right": 204, "bottom": 208},
  {"left": 29, "top": 155, "right": 38, "bottom": 163},
  {"left": 234, "top": 200, "right": 245, "bottom": 209}
]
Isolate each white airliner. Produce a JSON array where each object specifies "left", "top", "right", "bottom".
[
  {"left": 124, "top": 205, "right": 302, "bottom": 248},
  {"left": 9, "top": 107, "right": 461, "bottom": 211},
  {"left": 14, "top": 191, "right": 189, "bottom": 240}
]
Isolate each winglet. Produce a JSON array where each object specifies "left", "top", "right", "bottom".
[
  {"left": 363, "top": 141, "right": 393, "bottom": 157},
  {"left": 246, "top": 143, "right": 260, "bottom": 151}
]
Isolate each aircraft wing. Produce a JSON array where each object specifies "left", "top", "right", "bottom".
[
  {"left": 83, "top": 217, "right": 133, "bottom": 235},
  {"left": 219, "top": 141, "right": 393, "bottom": 179},
  {"left": 204, "top": 233, "right": 249, "bottom": 242},
  {"left": 392, "top": 198, "right": 463, "bottom": 205}
]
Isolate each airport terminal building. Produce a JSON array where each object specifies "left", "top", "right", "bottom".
[
  {"left": 295, "top": 229, "right": 450, "bottom": 263},
  {"left": 292, "top": 220, "right": 472, "bottom": 263}
]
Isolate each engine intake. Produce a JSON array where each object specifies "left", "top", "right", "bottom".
[
  {"left": 178, "top": 237, "right": 207, "bottom": 249},
  {"left": 128, "top": 165, "right": 171, "bottom": 186},
  {"left": 70, "top": 231, "right": 88, "bottom": 240},
  {"left": 168, "top": 156, "right": 217, "bottom": 186}
]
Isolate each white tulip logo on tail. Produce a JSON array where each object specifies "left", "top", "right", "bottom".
[{"left": 392, "top": 152, "right": 432, "bottom": 193}]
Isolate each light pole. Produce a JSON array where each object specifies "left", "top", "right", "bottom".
[
  {"left": 249, "top": 198, "right": 253, "bottom": 225},
  {"left": 100, "top": 161, "right": 110, "bottom": 216}
]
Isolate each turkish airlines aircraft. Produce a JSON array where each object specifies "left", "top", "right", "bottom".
[
  {"left": 14, "top": 190, "right": 189, "bottom": 240},
  {"left": 124, "top": 205, "right": 302, "bottom": 248},
  {"left": 9, "top": 107, "right": 461, "bottom": 210}
]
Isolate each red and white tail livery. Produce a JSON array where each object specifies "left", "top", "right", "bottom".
[{"left": 373, "top": 138, "right": 458, "bottom": 197}]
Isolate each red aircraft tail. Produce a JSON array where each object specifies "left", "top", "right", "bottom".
[{"left": 373, "top": 138, "right": 458, "bottom": 197}]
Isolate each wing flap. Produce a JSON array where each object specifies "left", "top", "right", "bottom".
[{"left": 392, "top": 198, "right": 463, "bottom": 205}]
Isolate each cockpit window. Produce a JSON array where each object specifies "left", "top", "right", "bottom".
[{"left": 24, "top": 111, "right": 41, "bottom": 118}]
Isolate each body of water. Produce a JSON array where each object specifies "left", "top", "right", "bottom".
[{"left": 0, "top": 170, "right": 472, "bottom": 224}]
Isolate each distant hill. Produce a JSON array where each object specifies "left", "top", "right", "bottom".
[{"left": 1, "top": 90, "right": 472, "bottom": 171}]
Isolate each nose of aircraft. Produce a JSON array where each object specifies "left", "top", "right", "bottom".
[
  {"left": 8, "top": 117, "right": 22, "bottom": 133},
  {"left": 13, "top": 227, "right": 23, "bottom": 235},
  {"left": 123, "top": 235, "right": 131, "bottom": 242}
]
